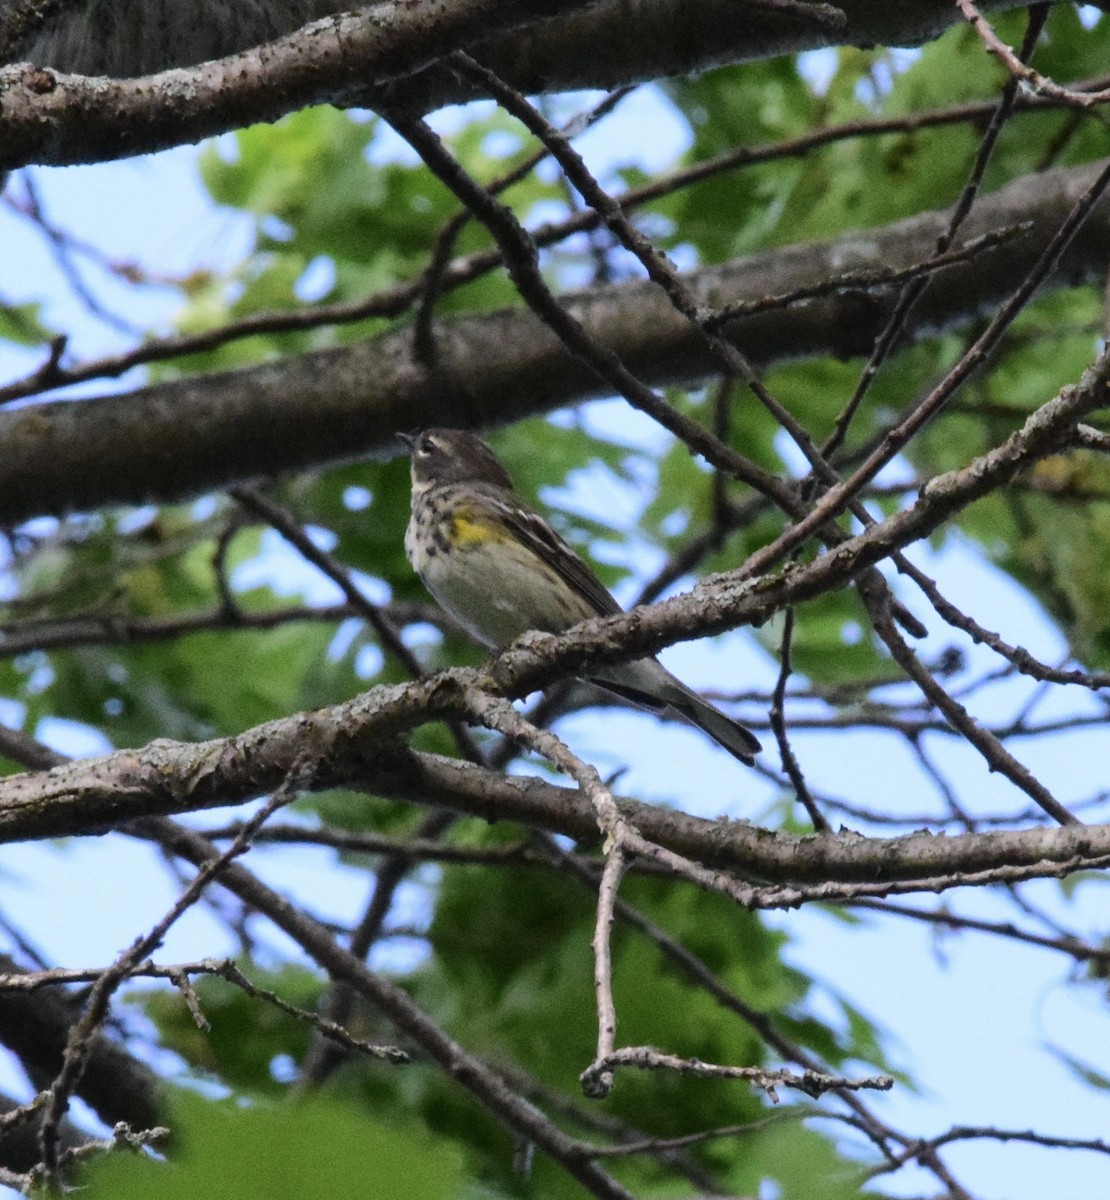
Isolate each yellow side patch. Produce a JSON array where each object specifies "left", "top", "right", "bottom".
[{"left": 450, "top": 511, "right": 510, "bottom": 547}]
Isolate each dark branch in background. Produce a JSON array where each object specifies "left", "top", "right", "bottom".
[
  {"left": 0, "top": 601, "right": 451, "bottom": 657},
  {"left": 15, "top": 173, "right": 140, "bottom": 335},
  {"left": 1, "top": 156, "right": 1109, "bottom": 524},
  {"left": 770, "top": 609, "right": 828, "bottom": 829},
  {"left": 1, "top": 0, "right": 347, "bottom": 76},
  {"left": 409, "top": 83, "right": 634, "bottom": 363},
  {"left": 860, "top": 581, "right": 1076, "bottom": 826},
  {"left": 0, "top": 955, "right": 164, "bottom": 1146},
  {"left": 4, "top": 79, "right": 1105, "bottom": 412},
  {"left": 895, "top": 556, "right": 1110, "bottom": 692},
  {"left": 850, "top": 899, "right": 1110, "bottom": 970},
  {"left": 867, "top": 1124, "right": 1110, "bottom": 1181}
]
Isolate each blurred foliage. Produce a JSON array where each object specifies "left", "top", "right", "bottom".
[
  {"left": 0, "top": 300, "right": 51, "bottom": 346},
  {"left": 79, "top": 1091, "right": 467, "bottom": 1199},
  {"left": 5, "top": 5, "right": 1110, "bottom": 1196}
]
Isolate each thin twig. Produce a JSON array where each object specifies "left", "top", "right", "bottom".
[
  {"left": 579, "top": 1045, "right": 892, "bottom": 1103},
  {"left": 823, "top": 6, "right": 1048, "bottom": 458},
  {"left": 412, "top": 85, "right": 633, "bottom": 364},
  {"left": 588, "top": 845, "right": 625, "bottom": 1099},
  {"left": 770, "top": 608, "right": 828, "bottom": 831},
  {"left": 37, "top": 768, "right": 314, "bottom": 1178},
  {"left": 861, "top": 586, "right": 1077, "bottom": 826},
  {"left": 957, "top": 0, "right": 1110, "bottom": 109}
]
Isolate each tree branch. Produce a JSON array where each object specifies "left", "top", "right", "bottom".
[
  {"left": 133, "top": 816, "right": 637, "bottom": 1200},
  {"left": 0, "top": 341, "right": 1104, "bottom": 851},
  {"left": 0, "top": 0, "right": 1047, "bottom": 170},
  {"left": 3, "top": 728, "right": 1110, "bottom": 890},
  {"left": 2, "top": 157, "right": 1109, "bottom": 523},
  {"left": 0, "top": 0, "right": 594, "bottom": 170},
  {"left": 0, "top": 955, "right": 164, "bottom": 1141}
]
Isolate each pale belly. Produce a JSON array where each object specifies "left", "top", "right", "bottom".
[{"left": 407, "top": 524, "right": 590, "bottom": 649}]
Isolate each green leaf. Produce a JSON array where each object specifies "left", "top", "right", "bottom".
[
  {"left": 0, "top": 300, "right": 52, "bottom": 346},
  {"left": 80, "top": 1091, "right": 465, "bottom": 1199}
]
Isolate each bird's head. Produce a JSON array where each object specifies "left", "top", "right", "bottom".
[{"left": 401, "top": 428, "right": 514, "bottom": 492}]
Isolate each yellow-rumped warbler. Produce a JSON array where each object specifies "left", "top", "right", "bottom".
[{"left": 403, "top": 428, "right": 761, "bottom": 765}]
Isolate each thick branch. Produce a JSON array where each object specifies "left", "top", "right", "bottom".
[
  {"left": 2, "top": 157, "right": 1108, "bottom": 524},
  {"left": 0, "top": 0, "right": 1047, "bottom": 169},
  {"left": 3, "top": 735, "right": 1110, "bottom": 888},
  {"left": 0, "top": 0, "right": 591, "bottom": 171}
]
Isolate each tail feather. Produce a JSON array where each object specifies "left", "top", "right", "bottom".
[
  {"left": 587, "top": 659, "right": 761, "bottom": 766},
  {"left": 667, "top": 689, "right": 761, "bottom": 765}
]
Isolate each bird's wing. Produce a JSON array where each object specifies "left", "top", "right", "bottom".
[{"left": 491, "top": 493, "right": 623, "bottom": 618}]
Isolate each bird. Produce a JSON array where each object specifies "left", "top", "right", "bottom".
[{"left": 402, "top": 427, "right": 761, "bottom": 765}]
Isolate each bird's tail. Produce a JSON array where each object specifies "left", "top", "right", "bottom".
[
  {"left": 667, "top": 687, "right": 762, "bottom": 765},
  {"left": 588, "top": 659, "right": 761, "bottom": 766}
]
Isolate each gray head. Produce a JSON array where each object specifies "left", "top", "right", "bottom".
[{"left": 403, "top": 428, "right": 514, "bottom": 491}]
